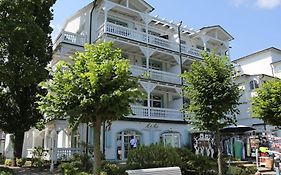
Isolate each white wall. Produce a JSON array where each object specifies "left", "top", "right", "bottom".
[
  {"left": 236, "top": 52, "right": 273, "bottom": 76},
  {"left": 103, "top": 120, "right": 191, "bottom": 160}
]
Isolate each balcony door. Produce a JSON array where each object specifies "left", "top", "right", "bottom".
[{"left": 116, "top": 130, "right": 141, "bottom": 160}]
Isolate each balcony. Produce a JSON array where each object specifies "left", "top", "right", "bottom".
[
  {"left": 131, "top": 105, "right": 184, "bottom": 121},
  {"left": 98, "top": 22, "right": 181, "bottom": 52},
  {"left": 53, "top": 31, "right": 86, "bottom": 49},
  {"left": 130, "top": 65, "right": 181, "bottom": 84}
]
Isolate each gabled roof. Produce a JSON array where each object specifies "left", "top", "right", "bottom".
[
  {"left": 233, "top": 47, "right": 281, "bottom": 63},
  {"left": 199, "top": 25, "right": 234, "bottom": 41}
]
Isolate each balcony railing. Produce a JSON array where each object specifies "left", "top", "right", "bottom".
[
  {"left": 130, "top": 65, "right": 181, "bottom": 84},
  {"left": 131, "top": 105, "right": 184, "bottom": 121},
  {"left": 57, "top": 148, "right": 82, "bottom": 161},
  {"left": 54, "top": 31, "right": 86, "bottom": 48}
]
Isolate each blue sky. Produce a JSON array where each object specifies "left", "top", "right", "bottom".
[{"left": 52, "top": 0, "right": 281, "bottom": 60}]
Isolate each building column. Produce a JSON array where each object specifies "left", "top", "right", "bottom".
[
  {"left": 50, "top": 129, "right": 58, "bottom": 172},
  {"left": 102, "top": 1, "right": 115, "bottom": 33},
  {"left": 44, "top": 128, "right": 49, "bottom": 150},
  {"left": 140, "top": 82, "right": 157, "bottom": 117}
]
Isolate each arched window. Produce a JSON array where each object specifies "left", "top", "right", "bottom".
[
  {"left": 160, "top": 132, "right": 181, "bottom": 148},
  {"left": 249, "top": 80, "right": 259, "bottom": 90}
]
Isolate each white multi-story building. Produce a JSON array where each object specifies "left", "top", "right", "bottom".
[
  {"left": 13, "top": 0, "right": 232, "bottom": 162},
  {"left": 233, "top": 47, "right": 281, "bottom": 135}
]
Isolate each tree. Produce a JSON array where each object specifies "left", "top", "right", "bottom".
[
  {"left": 0, "top": 0, "right": 56, "bottom": 161},
  {"left": 252, "top": 79, "right": 281, "bottom": 126},
  {"left": 181, "top": 52, "right": 240, "bottom": 175},
  {"left": 37, "top": 42, "right": 142, "bottom": 175}
]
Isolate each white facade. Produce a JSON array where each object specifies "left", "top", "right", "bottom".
[
  {"left": 20, "top": 0, "right": 232, "bottom": 162},
  {"left": 233, "top": 47, "right": 281, "bottom": 134}
]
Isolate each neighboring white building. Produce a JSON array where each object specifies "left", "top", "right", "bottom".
[
  {"left": 233, "top": 47, "right": 281, "bottom": 135},
  {"left": 14, "top": 0, "right": 232, "bottom": 162}
]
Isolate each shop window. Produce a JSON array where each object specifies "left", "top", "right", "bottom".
[
  {"left": 160, "top": 132, "right": 181, "bottom": 148},
  {"left": 249, "top": 80, "right": 259, "bottom": 90}
]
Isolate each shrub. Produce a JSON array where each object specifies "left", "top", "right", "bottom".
[
  {"left": 102, "top": 162, "right": 126, "bottom": 175},
  {"left": 58, "top": 153, "right": 92, "bottom": 175},
  {"left": 4, "top": 159, "right": 12, "bottom": 167},
  {"left": 227, "top": 165, "right": 257, "bottom": 175},
  {"left": 31, "top": 146, "right": 46, "bottom": 169},
  {"left": 0, "top": 167, "right": 14, "bottom": 175},
  {"left": 0, "top": 155, "right": 5, "bottom": 165},
  {"left": 177, "top": 148, "right": 218, "bottom": 175},
  {"left": 127, "top": 144, "right": 181, "bottom": 169},
  {"left": 16, "top": 158, "right": 27, "bottom": 167}
]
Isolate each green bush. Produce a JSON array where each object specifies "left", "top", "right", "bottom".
[
  {"left": 177, "top": 148, "right": 218, "bottom": 175},
  {"left": 4, "top": 159, "right": 12, "bottom": 166},
  {"left": 16, "top": 158, "right": 27, "bottom": 167},
  {"left": 102, "top": 162, "right": 126, "bottom": 175},
  {"left": 227, "top": 165, "right": 257, "bottom": 175},
  {"left": 0, "top": 167, "right": 14, "bottom": 175},
  {"left": 58, "top": 153, "right": 92, "bottom": 175},
  {"left": 0, "top": 155, "right": 5, "bottom": 165},
  {"left": 31, "top": 146, "right": 46, "bottom": 169},
  {"left": 127, "top": 144, "right": 181, "bottom": 170}
]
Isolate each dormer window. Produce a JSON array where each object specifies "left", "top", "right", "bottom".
[{"left": 249, "top": 80, "right": 259, "bottom": 90}]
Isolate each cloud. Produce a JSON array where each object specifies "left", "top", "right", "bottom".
[
  {"left": 256, "top": 0, "right": 281, "bottom": 9},
  {"left": 230, "top": 0, "right": 281, "bottom": 9}
]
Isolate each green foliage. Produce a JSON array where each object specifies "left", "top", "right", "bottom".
[
  {"left": 177, "top": 148, "right": 218, "bottom": 175},
  {"left": 252, "top": 79, "right": 281, "bottom": 126},
  {"left": 37, "top": 42, "right": 141, "bottom": 126},
  {"left": 0, "top": 167, "right": 14, "bottom": 175},
  {"left": 31, "top": 146, "right": 46, "bottom": 169},
  {"left": 4, "top": 159, "right": 12, "bottom": 166},
  {"left": 58, "top": 153, "right": 92, "bottom": 175},
  {"left": 37, "top": 42, "right": 142, "bottom": 175},
  {"left": 102, "top": 162, "right": 126, "bottom": 175},
  {"left": 0, "top": 0, "right": 56, "bottom": 158},
  {"left": 227, "top": 165, "right": 257, "bottom": 175},
  {"left": 16, "top": 157, "right": 27, "bottom": 167},
  {"left": 127, "top": 144, "right": 181, "bottom": 169},
  {"left": 0, "top": 155, "right": 4, "bottom": 165},
  {"left": 182, "top": 52, "right": 240, "bottom": 131}
]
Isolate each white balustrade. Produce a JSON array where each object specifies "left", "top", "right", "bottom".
[
  {"left": 131, "top": 105, "right": 184, "bottom": 121},
  {"left": 54, "top": 31, "right": 86, "bottom": 48},
  {"left": 130, "top": 65, "right": 181, "bottom": 84},
  {"left": 148, "top": 69, "right": 181, "bottom": 84},
  {"left": 130, "top": 65, "right": 146, "bottom": 77},
  {"left": 56, "top": 148, "right": 82, "bottom": 161},
  {"left": 185, "top": 48, "right": 202, "bottom": 58},
  {"left": 106, "top": 22, "right": 146, "bottom": 43}
]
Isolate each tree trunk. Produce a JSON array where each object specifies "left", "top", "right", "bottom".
[
  {"left": 215, "top": 130, "right": 223, "bottom": 175},
  {"left": 93, "top": 117, "right": 102, "bottom": 175},
  {"left": 12, "top": 132, "right": 25, "bottom": 166}
]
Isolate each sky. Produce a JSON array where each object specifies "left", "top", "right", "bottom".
[{"left": 51, "top": 0, "right": 281, "bottom": 60}]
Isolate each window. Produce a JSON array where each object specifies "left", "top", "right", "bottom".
[
  {"left": 143, "top": 94, "right": 163, "bottom": 108},
  {"left": 160, "top": 132, "right": 181, "bottom": 148},
  {"left": 108, "top": 18, "right": 128, "bottom": 27},
  {"left": 249, "top": 80, "right": 259, "bottom": 90},
  {"left": 116, "top": 130, "right": 141, "bottom": 160},
  {"left": 142, "top": 59, "right": 163, "bottom": 71}
]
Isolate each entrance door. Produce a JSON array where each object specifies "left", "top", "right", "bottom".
[{"left": 116, "top": 130, "right": 141, "bottom": 160}]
